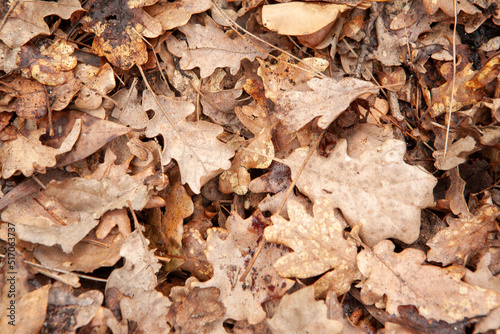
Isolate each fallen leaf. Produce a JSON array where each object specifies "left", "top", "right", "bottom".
[
  {"left": 111, "top": 86, "right": 149, "bottom": 129},
  {"left": 266, "top": 286, "right": 344, "bottom": 334},
  {"left": 357, "top": 240, "right": 500, "bottom": 323},
  {"left": 284, "top": 138, "right": 437, "bottom": 246},
  {"left": 74, "top": 63, "right": 116, "bottom": 111},
  {"left": 265, "top": 197, "right": 359, "bottom": 297},
  {"left": 423, "top": 0, "right": 480, "bottom": 16},
  {"left": 427, "top": 204, "right": 500, "bottom": 266},
  {"left": 0, "top": 119, "right": 80, "bottom": 179},
  {"left": 145, "top": 0, "right": 212, "bottom": 32},
  {"left": 167, "top": 282, "right": 225, "bottom": 334},
  {"left": 433, "top": 136, "right": 476, "bottom": 170},
  {"left": 167, "top": 16, "right": 268, "bottom": 78},
  {"left": 81, "top": 0, "right": 161, "bottom": 69},
  {"left": 143, "top": 90, "right": 234, "bottom": 193},
  {"left": 0, "top": 76, "right": 49, "bottom": 119},
  {"left": 445, "top": 167, "right": 469, "bottom": 216},
  {"left": 0, "top": 0, "right": 82, "bottom": 48},
  {"left": 274, "top": 77, "right": 379, "bottom": 131},
  {"left": 200, "top": 89, "right": 243, "bottom": 132},
  {"left": 192, "top": 211, "right": 294, "bottom": 326},
  {"left": 261, "top": 2, "right": 347, "bottom": 36}
]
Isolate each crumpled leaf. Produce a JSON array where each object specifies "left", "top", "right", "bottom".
[
  {"left": 81, "top": 0, "right": 161, "bottom": 70},
  {"left": 265, "top": 197, "right": 358, "bottom": 297},
  {"left": 423, "top": 0, "right": 480, "bottom": 16},
  {"left": 111, "top": 86, "right": 149, "bottom": 129},
  {"left": 167, "top": 16, "right": 268, "bottom": 78},
  {"left": 192, "top": 211, "right": 294, "bottom": 326},
  {"left": 145, "top": 0, "right": 212, "bottom": 32},
  {"left": 119, "top": 289, "right": 171, "bottom": 333},
  {"left": 274, "top": 77, "right": 379, "bottom": 131},
  {"left": 357, "top": 240, "right": 500, "bottom": 323},
  {"left": 427, "top": 204, "right": 500, "bottom": 266},
  {"left": 266, "top": 286, "right": 343, "bottom": 334},
  {"left": 0, "top": 76, "right": 49, "bottom": 119},
  {"left": 0, "top": 0, "right": 82, "bottom": 48},
  {"left": 261, "top": 2, "right": 347, "bottom": 36},
  {"left": 219, "top": 127, "right": 274, "bottom": 195},
  {"left": 284, "top": 138, "right": 437, "bottom": 246},
  {"left": 167, "top": 281, "right": 225, "bottom": 334},
  {"left": 74, "top": 63, "right": 116, "bottom": 111},
  {"left": 143, "top": 90, "right": 234, "bottom": 193},
  {"left": 0, "top": 119, "right": 80, "bottom": 179}
]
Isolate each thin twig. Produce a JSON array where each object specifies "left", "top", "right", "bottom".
[
  {"left": 443, "top": 0, "right": 458, "bottom": 159},
  {"left": 0, "top": 0, "right": 19, "bottom": 34}
]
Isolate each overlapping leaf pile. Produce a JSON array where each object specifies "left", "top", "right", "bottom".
[{"left": 0, "top": 0, "right": 500, "bottom": 332}]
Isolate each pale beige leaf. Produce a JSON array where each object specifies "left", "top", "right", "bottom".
[
  {"left": 357, "top": 240, "right": 500, "bottom": 323},
  {"left": 0, "top": 0, "right": 82, "bottom": 48},
  {"left": 167, "top": 16, "right": 268, "bottom": 78},
  {"left": 106, "top": 229, "right": 161, "bottom": 296},
  {"left": 74, "top": 63, "right": 116, "bottom": 111},
  {"left": 111, "top": 86, "right": 149, "bottom": 129},
  {"left": 143, "top": 90, "right": 234, "bottom": 193},
  {"left": 427, "top": 204, "right": 500, "bottom": 266},
  {"left": 192, "top": 212, "right": 294, "bottom": 326},
  {"left": 0, "top": 119, "right": 80, "bottom": 179},
  {"left": 119, "top": 289, "right": 171, "bottom": 333},
  {"left": 284, "top": 139, "right": 436, "bottom": 246},
  {"left": 275, "top": 77, "right": 378, "bottom": 131},
  {"left": 433, "top": 136, "right": 476, "bottom": 170},
  {"left": 261, "top": 3, "right": 347, "bottom": 36},
  {"left": 265, "top": 198, "right": 358, "bottom": 297},
  {"left": 266, "top": 286, "right": 343, "bottom": 334},
  {"left": 146, "top": 0, "right": 212, "bottom": 32}
]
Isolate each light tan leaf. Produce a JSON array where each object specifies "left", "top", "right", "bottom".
[
  {"left": 433, "top": 136, "right": 476, "bottom": 170},
  {"left": 0, "top": 119, "right": 80, "bottom": 179},
  {"left": 143, "top": 91, "right": 234, "bottom": 193},
  {"left": 111, "top": 86, "right": 149, "bottom": 129},
  {"left": 106, "top": 229, "right": 161, "bottom": 296},
  {"left": 284, "top": 139, "right": 437, "bottom": 246},
  {"left": 427, "top": 204, "right": 500, "bottom": 266},
  {"left": 192, "top": 211, "right": 294, "bottom": 326},
  {"left": 74, "top": 63, "right": 116, "bottom": 111},
  {"left": 261, "top": 3, "right": 347, "bottom": 36},
  {"left": 200, "top": 89, "right": 243, "bottom": 132},
  {"left": 274, "top": 77, "right": 378, "bottom": 131},
  {"left": 265, "top": 198, "right": 358, "bottom": 297},
  {"left": 145, "top": 0, "right": 212, "bottom": 32},
  {"left": 423, "top": 0, "right": 480, "bottom": 16},
  {"left": 0, "top": 76, "right": 49, "bottom": 119},
  {"left": 0, "top": 0, "right": 82, "bottom": 48},
  {"left": 266, "top": 286, "right": 343, "bottom": 334},
  {"left": 167, "top": 16, "right": 268, "bottom": 78},
  {"left": 219, "top": 127, "right": 274, "bottom": 195},
  {"left": 119, "top": 289, "right": 171, "bottom": 333},
  {"left": 357, "top": 240, "right": 500, "bottom": 323}
]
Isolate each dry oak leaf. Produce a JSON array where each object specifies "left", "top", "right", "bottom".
[
  {"left": 433, "top": 136, "right": 476, "bottom": 170},
  {"left": 0, "top": 76, "right": 49, "bottom": 119},
  {"left": 426, "top": 204, "right": 500, "bottom": 266},
  {"left": 145, "top": 0, "right": 212, "bottom": 32},
  {"left": 106, "top": 229, "right": 162, "bottom": 296},
  {"left": 0, "top": 120, "right": 80, "bottom": 179},
  {"left": 74, "top": 63, "right": 116, "bottom": 111},
  {"left": 143, "top": 90, "right": 234, "bottom": 193},
  {"left": 0, "top": 0, "right": 82, "bottom": 49},
  {"left": 261, "top": 2, "right": 347, "bottom": 36},
  {"left": 219, "top": 127, "right": 274, "bottom": 195},
  {"left": 274, "top": 77, "right": 379, "bottom": 131},
  {"left": 192, "top": 212, "right": 294, "bottom": 326},
  {"left": 1, "top": 155, "right": 152, "bottom": 253},
  {"left": 111, "top": 86, "right": 149, "bottom": 129},
  {"left": 166, "top": 16, "right": 268, "bottom": 78},
  {"left": 81, "top": 0, "right": 161, "bottom": 70},
  {"left": 357, "top": 240, "right": 500, "bottom": 323},
  {"left": 266, "top": 286, "right": 343, "bottom": 334},
  {"left": 284, "top": 138, "right": 437, "bottom": 246},
  {"left": 265, "top": 197, "right": 358, "bottom": 298},
  {"left": 423, "top": 0, "right": 480, "bottom": 16}
]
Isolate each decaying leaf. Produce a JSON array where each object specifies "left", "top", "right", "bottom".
[
  {"left": 167, "top": 282, "right": 225, "bottom": 334},
  {"left": 74, "top": 63, "right": 116, "bottom": 111},
  {"left": 265, "top": 198, "right": 358, "bottom": 297},
  {"left": 427, "top": 204, "right": 500, "bottom": 266},
  {"left": 284, "top": 138, "right": 437, "bottom": 246},
  {"left": 81, "top": 0, "right": 161, "bottom": 69},
  {"left": 266, "top": 286, "right": 343, "bottom": 334},
  {"left": 0, "top": 0, "right": 82, "bottom": 48},
  {"left": 119, "top": 289, "right": 171, "bottom": 333},
  {"left": 0, "top": 76, "right": 49, "bottom": 119},
  {"left": 146, "top": 0, "right": 212, "bottom": 32},
  {"left": 143, "top": 90, "right": 234, "bottom": 193},
  {"left": 192, "top": 211, "right": 294, "bottom": 326},
  {"left": 167, "top": 16, "right": 268, "bottom": 78},
  {"left": 111, "top": 86, "right": 149, "bottom": 129},
  {"left": 357, "top": 240, "right": 500, "bottom": 323},
  {"left": 274, "top": 77, "right": 378, "bottom": 131},
  {"left": 0, "top": 119, "right": 80, "bottom": 179}
]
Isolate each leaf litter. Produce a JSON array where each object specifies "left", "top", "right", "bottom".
[{"left": 0, "top": 0, "right": 499, "bottom": 333}]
